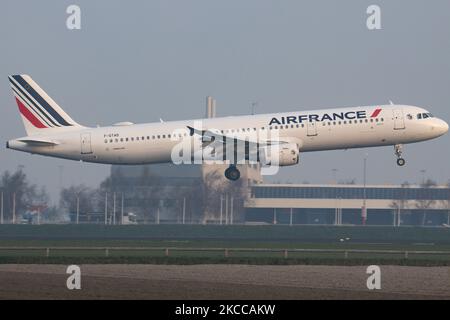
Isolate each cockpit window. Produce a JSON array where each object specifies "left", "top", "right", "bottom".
[{"left": 417, "top": 113, "right": 434, "bottom": 120}]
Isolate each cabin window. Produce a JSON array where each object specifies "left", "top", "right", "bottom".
[
  {"left": 109, "top": 139, "right": 113, "bottom": 143},
  {"left": 104, "top": 139, "right": 107, "bottom": 143},
  {"left": 157, "top": 135, "right": 160, "bottom": 139}
]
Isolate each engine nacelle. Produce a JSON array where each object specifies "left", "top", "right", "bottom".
[{"left": 260, "top": 143, "right": 300, "bottom": 166}]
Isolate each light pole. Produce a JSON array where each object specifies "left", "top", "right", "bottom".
[
  {"left": 219, "top": 195, "right": 223, "bottom": 225},
  {"left": 121, "top": 192, "right": 124, "bottom": 225},
  {"left": 362, "top": 154, "right": 368, "bottom": 225},
  {"left": 182, "top": 197, "right": 186, "bottom": 225},
  {"left": 76, "top": 194, "right": 80, "bottom": 225},
  {"left": 0, "top": 188, "right": 3, "bottom": 225},
  {"left": 251, "top": 102, "right": 258, "bottom": 115},
  {"left": 12, "top": 192, "right": 16, "bottom": 224},
  {"left": 420, "top": 169, "right": 426, "bottom": 185},
  {"left": 104, "top": 192, "right": 108, "bottom": 225},
  {"left": 332, "top": 169, "right": 338, "bottom": 184}
]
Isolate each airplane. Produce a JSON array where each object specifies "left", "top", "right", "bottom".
[{"left": 6, "top": 74, "right": 449, "bottom": 181}]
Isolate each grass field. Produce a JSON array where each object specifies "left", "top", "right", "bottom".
[
  {"left": 1, "top": 224, "right": 450, "bottom": 265},
  {"left": 1, "top": 224, "right": 450, "bottom": 242}
]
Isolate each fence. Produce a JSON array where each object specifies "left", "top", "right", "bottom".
[{"left": 1, "top": 246, "right": 450, "bottom": 260}]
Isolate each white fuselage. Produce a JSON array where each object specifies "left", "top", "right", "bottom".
[{"left": 7, "top": 105, "right": 449, "bottom": 165}]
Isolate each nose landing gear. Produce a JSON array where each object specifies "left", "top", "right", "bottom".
[{"left": 394, "top": 144, "right": 406, "bottom": 166}]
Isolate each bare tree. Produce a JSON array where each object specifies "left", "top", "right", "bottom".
[
  {"left": 415, "top": 179, "right": 437, "bottom": 226},
  {"left": 0, "top": 168, "right": 47, "bottom": 222},
  {"left": 60, "top": 184, "right": 96, "bottom": 216},
  {"left": 389, "top": 182, "right": 410, "bottom": 226}
]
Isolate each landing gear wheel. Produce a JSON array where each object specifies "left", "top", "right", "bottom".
[
  {"left": 394, "top": 144, "right": 406, "bottom": 167},
  {"left": 225, "top": 166, "right": 241, "bottom": 181},
  {"left": 397, "top": 158, "right": 406, "bottom": 167}
]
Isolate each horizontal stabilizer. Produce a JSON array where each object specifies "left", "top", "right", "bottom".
[{"left": 17, "top": 138, "right": 59, "bottom": 146}]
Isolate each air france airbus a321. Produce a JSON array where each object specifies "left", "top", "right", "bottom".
[{"left": 6, "top": 75, "right": 449, "bottom": 181}]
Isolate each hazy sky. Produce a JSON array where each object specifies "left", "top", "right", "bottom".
[{"left": 1, "top": 1, "right": 450, "bottom": 201}]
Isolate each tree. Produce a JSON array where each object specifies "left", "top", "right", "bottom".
[
  {"left": 0, "top": 168, "right": 47, "bottom": 222},
  {"left": 199, "top": 170, "right": 248, "bottom": 223},
  {"left": 60, "top": 184, "right": 96, "bottom": 217},
  {"left": 389, "top": 182, "right": 410, "bottom": 226},
  {"left": 416, "top": 179, "right": 437, "bottom": 226}
]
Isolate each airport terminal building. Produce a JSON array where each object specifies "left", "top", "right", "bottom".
[{"left": 245, "top": 184, "right": 450, "bottom": 226}]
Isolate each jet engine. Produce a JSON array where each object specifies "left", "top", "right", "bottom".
[{"left": 260, "top": 143, "right": 300, "bottom": 166}]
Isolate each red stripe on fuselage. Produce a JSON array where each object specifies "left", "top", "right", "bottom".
[
  {"left": 15, "top": 97, "right": 47, "bottom": 128},
  {"left": 371, "top": 108, "right": 382, "bottom": 118}
]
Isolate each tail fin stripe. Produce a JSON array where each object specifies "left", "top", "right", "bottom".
[
  {"left": 11, "top": 84, "right": 56, "bottom": 128},
  {"left": 9, "top": 77, "right": 61, "bottom": 127},
  {"left": 15, "top": 97, "right": 47, "bottom": 128},
  {"left": 12, "top": 75, "right": 72, "bottom": 127}
]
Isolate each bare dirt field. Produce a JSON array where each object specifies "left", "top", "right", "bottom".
[{"left": 0, "top": 264, "right": 449, "bottom": 300}]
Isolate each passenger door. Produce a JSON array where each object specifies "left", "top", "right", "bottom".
[
  {"left": 80, "top": 133, "right": 93, "bottom": 154},
  {"left": 307, "top": 120, "right": 318, "bottom": 136},
  {"left": 393, "top": 109, "right": 405, "bottom": 130}
]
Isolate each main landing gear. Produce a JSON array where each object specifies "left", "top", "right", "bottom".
[
  {"left": 225, "top": 165, "right": 241, "bottom": 181},
  {"left": 394, "top": 144, "right": 406, "bottom": 167}
]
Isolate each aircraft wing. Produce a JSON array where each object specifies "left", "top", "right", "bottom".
[
  {"left": 187, "top": 126, "right": 301, "bottom": 163},
  {"left": 187, "top": 126, "right": 293, "bottom": 146}
]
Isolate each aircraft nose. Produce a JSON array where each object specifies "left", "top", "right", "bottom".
[{"left": 431, "top": 119, "right": 449, "bottom": 136}]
